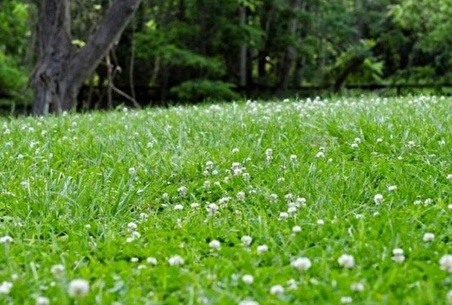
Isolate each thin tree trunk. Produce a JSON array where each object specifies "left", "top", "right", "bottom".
[
  {"left": 277, "top": 0, "right": 301, "bottom": 91},
  {"left": 31, "top": 0, "right": 143, "bottom": 115},
  {"left": 239, "top": 5, "right": 247, "bottom": 88}
]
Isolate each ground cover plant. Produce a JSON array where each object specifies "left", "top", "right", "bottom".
[{"left": 1, "top": 96, "right": 452, "bottom": 304}]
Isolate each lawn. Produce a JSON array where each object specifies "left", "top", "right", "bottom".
[{"left": 1, "top": 96, "right": 452, "bottom": 304}]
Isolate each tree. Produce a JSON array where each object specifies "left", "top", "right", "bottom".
[{"left": 31, "top": 0, "right": 142, "bottom": 115}]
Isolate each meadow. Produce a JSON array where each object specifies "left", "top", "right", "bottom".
[{"left": 1, "top": 96, "right": 452, "bottom": 304}]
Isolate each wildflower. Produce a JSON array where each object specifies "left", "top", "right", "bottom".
[
  {"left": 279, "top": 212, "right": 289, "bottom": 220},
  {"left": 338, "top": 254, "right": 355, "bottom": 269},
  {"left": 316, "top": 219, "right": 325, "bottom": 226},
  {"left": 340, "top": 296, "right": 353, "bottom": 304},
  {"left": 440, "top": 254, "right": 452, "bottom": 272},
  {"left": 296, "top": 197, "right": 307, "bottom": 207},
  {"left": 292, "top": 226, "right": 302, "bottom": 233},
  {"left": 238, "top": 300, "right": 259, "bottom": 305},
  {"left": 174, "top": 204, "right": 184, "bottom": 211},
  {"left": 284, "top": 193, "right": 293, "bottom": 202},
  {"left": 128, "top": 167, "right": 136, "bottom": 175},
  {"left": 316, "top": 151, "right": 325, "bottom": 158},
  {"left": 168, "top": 255, "right": 184, "bottom": 266},
  {"left": 277, "top": 177, "right": 285, "bottom": 183},
  {"left": 204, "top": 181, "right": 211, "bottom": 188},
  {"left": 257, "top": 245, "right": 268, "bottom": 254},
  {"left": 351, "top": 143, "right": 359, "bottom": 149},
  {"left": 387, "top": 185, "right": 397, "bottom": 192},
  {"left": 287, "top": 279, "right": 298, "bottom": 290},
  {"left": 243, "top": 173, "right": 251, "bottom": 181},
  {"left": 51, "top": 264, "right": 65, "bottom": 277},
  {"left": 127, "top": 222, "right": 138, "bottom": 231},
  {"left": 269, "top": 194, "right": 278, "bottom": 203},
  {"left": 351, "top": 282, "right": 364, "bottom": 292},
  {"left": 237, "top": 191, "right": 246, "bottom": 202},
  {"left": 178, "top": 186, "right": 187, "bottom": 197},
  {"left": 374, "top": 194, "right": 383, "bottom": 205},
  {"left": 291, "top": 257, "right": 312, "bottom": 271},
  {"left": 241, "top": 274, "right": 254, "bottom": 284},
  {"left": 36, "top": 296, "right": 50, "bottom": 305},
  {"left": 423, "top": 233, "right": 435, "bottom": 242},
  {"left": 424, "top": 198, "right": 433, "bottom": 205},
  {"left": 68, "top": 279, "right": 90, "bottom": 297},
  {"left": 0, "top": 235, "right": 13, "bottom": 243},
  {"left": 290, "top": 155, "right": 297, "bottom": 161},
  {"left": 392, "top": 248, "right": 405, "bottom": 263},
  {"left": 269, "top": 285, "right": 284, "bottom": 295},
  {"left": 207, "top": 203, "right": 219, "bottom": 216},
  {"left": 447, "top": 174, "right": 452, "bottom": 180},
  {"left": 0, "top": 281, "right": 12, "bottom": 294},
  {"left": 209, "top": 240, "right": 221, "bottom": 250},
  {"left": 191, "top": 202, "right": 200, "bottom": 209},
  {"left": 232, "top": 148, "right": 239, "bottom": 153},
  {"left": 376, "top": 138, "right": 383, "bottom": 143},
  {"left": 241, "top": 236, "right": 253, "bottom": 247},
  {"left": 447, "top": 290, "right": 452, "bottom": 303},
  {"left": 131, "top": 257, "right": 139, "bottom": 263}
]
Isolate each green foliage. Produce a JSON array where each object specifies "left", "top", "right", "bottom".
[{"left": 170, "top": 79, "right": 239, "bottom": 101}]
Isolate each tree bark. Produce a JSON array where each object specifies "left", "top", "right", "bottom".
[
  {"left": 277, "top": 0, "right": 301, "bottom": 91},
  {"left": 31, "top": 0, "right": 143, "bottom": 115}
]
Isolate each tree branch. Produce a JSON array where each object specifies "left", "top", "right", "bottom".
[{"left": 67, "top": 0, "right": 143, "bottom": 89}]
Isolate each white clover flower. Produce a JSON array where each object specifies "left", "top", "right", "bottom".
[
  {"left": 316, "top": 219, "right": 325, "bottom": 226},
  {"left": 291, "top": 257, "right": 312, "bottom": 271},
  {"left": 287, "top": 279, "right": 298, "bottom": 290},
  {"left": 351, "top": 143, "right": 359, "bottom": 149},
  {"left": 440, "top": 254, "right": 452, "bottom": 272},
  {"left": 168, "top": 255, "right": 184, "bottom": 266},
  {"left": 178, "top": 186, "right": 187, "bottom": 197},
  {"left": 238, "top": 300, "right": 259, "bottom": 305},
  {"left": 423, "top": 233, "right": 435, "bottom": 242},
  {"left": 277, "top": 177, "right": 285, "bottom": 183},
  {"left": 128, "top": 167, "right": 137, "bottom": 175},
  {"left": 209, "top": 240, "right": 221, "bottom": 250},
  {"left": 139, "top": 213, "right": 148, "bottom": 220},
  {"left": 241, "top": 236, "right": 253, "bottom": 247},
  {"left": 241, "top": 274, "right": 254, "bottom": 284},
  {"left": 0, "top": 235, "right": 13, "bottom": 244},
  {"left": 127, "top": 222, "right": 138, "bottom": 231},
  {"left": 374, "top": 194, "right": 383, "bottom": 205},
  {"left": 174, "top": 204, "right": 184, "bottom": 211},
  {"left": 36, "top": 296, "right": 50, "bottom": 305},
  {"left": 392, "top": 248, "right": 405, "bottom": 263},
  {"left": 296, "top": 197, "right": 307, "bottom": 207},
  {"left": 146, "top": 257, "right": 157, "bottom": 265},
  {"left": 269, "top": 284, "right": 284, "bottom": 295},
  {"left": 207, "top": 203, "right": 219, "bottom": 216},
  {"left": 316, "top": 151, "right": 325, "bottom": 158},
  {"left": 237, "top": 191, "right": 246, "bottom": 201},
  {"left": 232, "top": 148, "right": 239, "bottom": 153},
  {"left": 68, "top": 279, "right": 90, "bottom": 297},
  {"left": 257, "top": 245, "right": 268, "bottom": 254},
  {"left": 447, "top": 174, "right": 452, "bottom": 180},
  {"left": 424, "top": 198, "right": 433, "bottom": 205},
  {"left": 447, "top": 290, "right": 452, "bottom": 303},
  {"left": 290, "top": 155, "right": 298, "bottom": 161},
  {"left": 292, "top": 226, "right": 302, "bottom": 233},
  {"left": 340, "top": 296, "right": 353, "bottom": 304},
  {"left": 131, "top": 257, "right": 139, "bottom": 263},
  {"left": 338, "top": 254, "right": 355, "bottom": 269},
  {"left": 387, "top": 185, "right": 397, "bottom": 192},
  {"left": 191, "top": 202, "right": 200, "bottom": 209},
  {"left": 351, "top": 282, "right": 364, "bottom": 292},
  {"left": 51, "top": 264, "right": 65, "bottom": 277},
  {"left": 0, "top": 281, "right": 13, "bottom": 294},
  {"left": 376, "top": 138, "right": 383, "bottom": 143},
  {"left": 284, "top": 193, "right": 293, "bottom": 202},
  {"left": 279, "top": 212, "right": 289, "bottom": 220},
  {"left": 204, "top": 181, "right": 211, "bottom": 188},
  {"left": 269, "top": 194, "right": 278, "bottom": 203}
]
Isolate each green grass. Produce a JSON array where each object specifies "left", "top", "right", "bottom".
[{"left": 1, "top": 96, "right": 452, "bottom": 304}]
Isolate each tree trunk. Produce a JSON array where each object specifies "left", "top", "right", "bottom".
[
  {"left": 277, "top": 0, "right": 301, "bottom": 91},
  {"left": 239, "top": 5, "right": 247, "bottom": 88},
  {"left": 31, "top": 0, "right": 143, "bottom": 115}
]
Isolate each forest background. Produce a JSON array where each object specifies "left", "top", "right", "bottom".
[{"left": 0, "top": 0, "right": 451, "bottom": 113}]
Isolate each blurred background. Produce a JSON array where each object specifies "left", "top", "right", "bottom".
[{"left": 1, "top": 0, "right": 452, "bottom": 113}]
